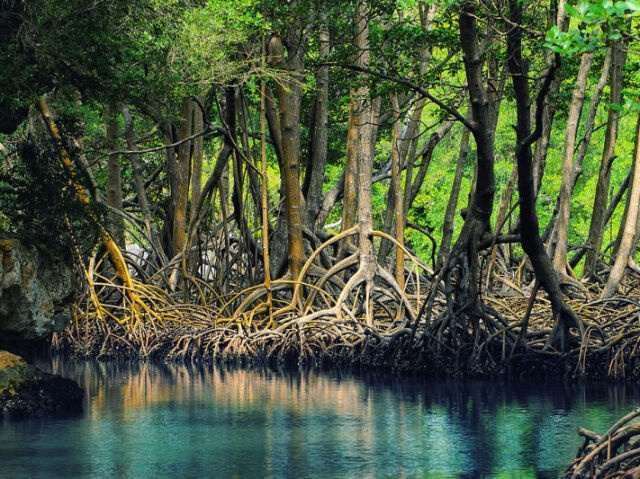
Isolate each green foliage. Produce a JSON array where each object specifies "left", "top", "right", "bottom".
[{"left": 0, "top": 138, "right": 100, "bottom": 255}]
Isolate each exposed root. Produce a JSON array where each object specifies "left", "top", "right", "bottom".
[{"left": 565, "top": 408, "right": 640, "bottom": 478}]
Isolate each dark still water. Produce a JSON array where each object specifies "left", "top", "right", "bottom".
[{"left": 1, "top": 360, "right": 639, "bottom": 479}]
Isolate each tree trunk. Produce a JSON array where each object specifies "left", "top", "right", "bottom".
[
  {"left": 532, "top": 1, "right": 570, "bottom": 196},
  {"left": 303, "top": 16, "right": 329, "bottom": 228},
  {"left": 353, "top": 0, "right": 378, "bottom": 325},
  {"left": 602, "top": 111, "right": 640, "bottom": 298},
  {"left": 341, "top": 90, "right": 359, "bottom": 236},
  {"left": 507, "top": 0, "right": 581, "bottom": 351},
  {"left": 439, "top": 1, "right": 496, "bottom": 323},
  {"left": 121, "top": 105, "right": 165, "bottom": 261},
  {"left": 105, "top": 105, "right": 124, "bottom": 248},
  {"left": 583, "top": 42, "right": 628, "bottom": 279},
  {"left": 390, "top": 96, "right": 405, "bottom": 287},
  {"left": 571, "top": 48, "right": 612, "bottom": 187},
  {"left": 172, "top": 97, "right": 193, "bottom": 258},
  {"left": 438, "top": 113, "right": 471, "bottom": 267},
  {"left": 190, "top": 97, "right": 204, "bottom": 222},
  {"left": 269, "top": 34, "right": 306, "bottom": 278},
  {"left": 551, "top": 51, "right": 593, "bottom": 274}
]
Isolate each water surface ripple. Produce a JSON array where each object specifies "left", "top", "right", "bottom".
[{"left": 1, "top": 359, "right": 638, "bottom": 478}]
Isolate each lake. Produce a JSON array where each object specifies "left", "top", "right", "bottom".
[{"left": 0, "top": 358, "right": 638, "bottom": 478}]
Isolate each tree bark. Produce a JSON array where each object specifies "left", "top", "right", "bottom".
[
  {"left": 438, "top": 113, "right": 471, "bottom": 267},
  {"left": 303, "top": 16, "right": 329, "bottom": 228},
  {"left": 341, "top": 90, "right": 359, "bottom": 237},
  {"left": 190, "top": 96, "right": 204, "bottom": 222},
  {"left": 583, "top": 42, "right": 628, "bottom": 279},
  {"left": 551, "top": 51, "right": 593, "bottom": 274},
  {"left": 121, "top": 105, "right": 165, "bottom": 261},
  {"left": 172, "top": 97, "right": 193, "bottom": 258},
  {"left": 602, "top": 112, "right": 640, "bottom": 298},
  {"left": 507, "top": 0, "right": 581, "bottom": 351},
  {"left": 105, "top": 105, "right": 124, "bottom": 248},
  {"left": 269, "top": 34, "right": 306, "bottom": 278}
]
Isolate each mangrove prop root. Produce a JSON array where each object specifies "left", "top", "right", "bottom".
[{"left": 565, "top": 408, "right": 640, "bottom": 478}]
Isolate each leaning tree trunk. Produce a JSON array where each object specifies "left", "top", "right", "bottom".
[
  {"left": 602, "top": 111, "right": 640, "bottom": 299},
  {"left": 507, "top": 0, "right": 582, "bottom": 351},
  {"left": 551, "top": 51, "right": 593, "bottom": 276},
  {"left": 430, "top": 1, "right": 496, "bottom": 338},
  {"left": 438, "top": 113, "right": 471, "bottom": 267},
  {"left": 121, "top": 105, "right": 166, "bottom": 262},
  {"left": 583, "top": 41, "right": 628, "bottom": 279}
]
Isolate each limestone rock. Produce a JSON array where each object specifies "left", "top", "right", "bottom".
[
  {"left": 0, "top": 351, "right": 83, "bottom": 418},
  {"left": 0, "top": 238, "right": 73, "bottom": 349}
]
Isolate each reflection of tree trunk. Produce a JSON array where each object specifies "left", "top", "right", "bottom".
[
  {"left": 583, "top": 42, "right": 628, "bottom": 279},
  {"left": 551, "top": 51, "right": 593, "bottom": 274},
  {"left": 507, "top": 0, "right": 580, "bottom": 351},
  {"left": 438, "top": 113, "right": 471, "bottom": 267},
  {"left": 602, "top": 112, "right": 640, "bottom": 298},
  {"left": 106, "top": 105, "right": 124, "bottom": 248}
]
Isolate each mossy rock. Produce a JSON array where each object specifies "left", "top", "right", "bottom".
[{"left": 0, "top": 350, "right": 83, "bottom": 419}]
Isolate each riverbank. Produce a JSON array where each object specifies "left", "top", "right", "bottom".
[{"left": 53, "top": 290, "right": 640, "bottom": 382}]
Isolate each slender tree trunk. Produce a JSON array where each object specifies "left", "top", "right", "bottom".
[
  {"left": 438, "top": 113, "right": 471, "bottom": 267},
  {"left": 172, "top": 97, "right": 193, "bottom": 258},
  {"left": 390, "top": 96, "right": 405, "bottom": 287},
  {"left": 602, "top": 111, "right": 640, "bottom": 298},
  {"left": 507, "top": 0, "right": 581, "bottom": 351},
  {"left": 105, "top": 105, "right": 124, "bottom": 248},
  {"left": 532, "top": 1, "right": 570, "bottom": 196},
  {"left": 121, "top": 105, "right": 165, "bottom": 261},
  {"left": 341, "top": 90, "right": 359, "bottom": 235},
  {"left": 190, "top": 97, "right": 204, "bottom": 222},
  {"left": 160, "top": 122, "right": 177, "bottom": 256},
  {"left": 439, "top": 1, "right": 496, "bottom": 322},
  {"left": 571, "top": 48, "right": 612, "bottom": 186},
  {"left": 303, "top": 16, "right": 329, "bottom": 228},
  {"left": 551, "top": 51, "right": 593, "bottom": 274},
  {"left": 583, "top": 42, "right": 628, "bottom": 278}
]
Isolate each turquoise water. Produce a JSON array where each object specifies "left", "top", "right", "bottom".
[{"left": 0, "top": 359, "right": 638, "bottom": 478}]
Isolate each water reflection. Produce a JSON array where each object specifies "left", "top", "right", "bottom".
[{"left": 0, "top": 359, "right": 638, "bottom": 478}]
